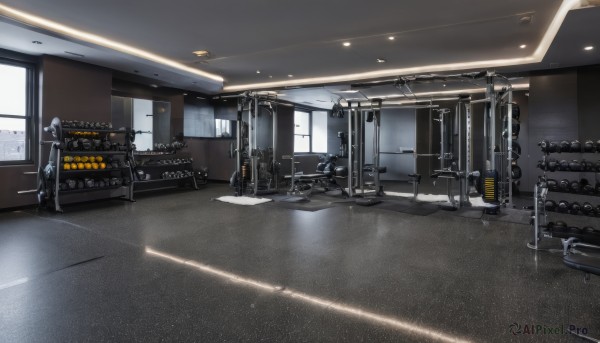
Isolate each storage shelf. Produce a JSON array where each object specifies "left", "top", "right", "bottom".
[
  {"left": 63, "top": 128, "right": 129, "bottom": 134},
  {"left": 60, "top": 167, "right": 130, "bottom": 174},
  {"left": 136, "top": 163, "right": 191, "bottom": 168},
  {"left": 545, "top": 209, "right": 600, "bottom": 218},
  {"left": 134, "top": 151, "right": 176, "bottom": 156},
  {"left": 62, "top": 150, "right": 129, "bottom": 155},
  {"left": 134, "top": 176, "right": 194, "bottom": 184},
  {"left": 547, "top": 189, "right": 600, "bottom": 197},
  {"left": 59, "top": 185, "right": 126, "bottom": 194}
]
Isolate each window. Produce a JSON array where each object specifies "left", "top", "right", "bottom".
[
  {"left": 294, "top": 111, "right": 310, "bottom": 152},
  {"left": 294, "top": 110, "right": 328, "bottom": 153},
  {"left": 215, "top": 119, "right": 232, "bottom": 137},
  {"left": 0, "top": 61, "right": 33, "bottom": 163}
]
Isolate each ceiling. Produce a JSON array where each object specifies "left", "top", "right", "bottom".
[{"left": 0, "top": 0, "right": 599, "bottom": 102}]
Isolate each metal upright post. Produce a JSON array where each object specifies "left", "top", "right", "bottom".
[
  {"left": 507, "top": 89, "right": 513, "bottom": 207},
  {"left": 253, "top": 96, "right": 259, "bottom": 196},
  {"left": 272, "top": 104, "right": 278, "bottom": 190},
  {"left": 358, "top": 103, "right": 364, "bottom": 195},
  {"left": 235, "top": 100, "right": 242, "bottom": 195},
  {"left": 465, "top": 103, "right": 472, "bottom": 199},
  {"left": 487, "top": 74, "right": 496, "bottom": 168},
  {"left": 347, "top": 102, "right": 353, "bottom": 197},
  {"left": 374, "top": 108, "right": 381, "bottom": 195}
]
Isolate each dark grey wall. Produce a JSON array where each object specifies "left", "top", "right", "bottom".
[
  {"left": 276, "top": 105, "right": 295, "bottom": 176},
  {"left": 526, "top": 69, "right": 579, "bottom": 191},
  {"left": 327, "top": 114, "right": 347, "bottom": 156}
]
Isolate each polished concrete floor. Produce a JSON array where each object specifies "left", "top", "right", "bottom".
[{"left": 0, "top": 183, "right": 599, "bottom": 342}]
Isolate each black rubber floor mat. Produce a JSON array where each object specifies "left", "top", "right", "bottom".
[
  {"left": 400, "top": 203, "right": 439, "bottom": 216},
  {"left": 372, "top": 200, "right": 413, "bottom": 212},
  {"left": 455, "top": 208, "right": 484, "bottom": 219},
  {"left": 485, "top": 208, "right": 531, "bottom": 225}
]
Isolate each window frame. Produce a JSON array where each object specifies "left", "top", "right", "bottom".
[
  {"left": 293, "top": 110, "right": 311, "bottom": 153},
  {"left": 0, "top": 57, "right": 36, "bottom": 166},
  {"left": 293, "top": 109, "right": 328, "bottom": 154}
]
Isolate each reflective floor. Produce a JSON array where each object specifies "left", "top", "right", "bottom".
[{"left": 0, "top": 183, "right": 598, "bottom": 342}]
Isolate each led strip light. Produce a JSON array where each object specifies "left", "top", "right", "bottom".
[
  {"left": 0, "top": 3, "right": 223, "bottom": 83},
  {"left": 224, "top": 0, "right": 581, "bottom": 91},
  {"left": 146, "top": 247, "right": 472, "bottom": 343}
]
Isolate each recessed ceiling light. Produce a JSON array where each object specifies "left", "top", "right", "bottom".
[
  {"left": 153, "top": 73, "right": 159, "bottom": 77},
  {"left": 256, "top": 70, "right": 261, "bottom": 74},
  {"left": 183, "top": 93, "right": 188, "bottom": 96},
  {"left": 519, "top": 44, "right": 527, "bottom": 49},
  {"left": 442, "top": 84, "right": 447, "bottom": 87},
  {"left": 193, "top": 50, "right": 210, "bottom": 57},
  {"left": 288, "top": 74, "right": 294, "bottom": 78},
  {"left": 388, "top": 36, "right": 395, "bottom": 41},
  {"left": 149, "top": 84, "right": 158, "bottom": 88},
  {"left": 376, "top": 58, "right": 387, "bottom": 63},
  {"left": 31, "top": 40, "right": 42, "bottom": 44},
  {"left": 269, "top": 75, "right": 273, "bottom": 78},
  {"left": 584, "top": 46, "right": 594, "bottom": 51},
  {"left": 343, "top": 42, "right": 351, "bottom": 47}
]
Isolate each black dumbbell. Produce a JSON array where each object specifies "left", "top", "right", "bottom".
[
  {"left": 559, "top": 160, "right": 569, "bottom": 171},
  {"left": 549, "top": 141, "right": 559, "bottom": 153},
  {"left": 548, "top": 221, "right": 568, "bottom": 232},
  {"left": 596, "top": 140, "right": 600, "bottom": 153}
]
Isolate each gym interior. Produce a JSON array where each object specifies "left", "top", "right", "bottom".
[{"left": 1, "top": 1, "right": 600, "bottom": 342}]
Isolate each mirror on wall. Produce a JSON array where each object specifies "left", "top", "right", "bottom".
[{"left": 111, "top": 96, "right": 171, "bottom": 151}]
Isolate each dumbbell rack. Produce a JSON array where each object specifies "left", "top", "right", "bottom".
[
  {"left": 39, "top": 117, "right": 135, "bottom": 212},
  {"left": 529, "top": 140, "right": 600, "bottom": 250},
  {"left": 131, "top": 151, "right": 199, "bottom": 193}
]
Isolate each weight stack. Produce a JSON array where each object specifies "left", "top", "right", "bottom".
[{"left": 483, "top": 169, "right": 498, "bottom": 203}]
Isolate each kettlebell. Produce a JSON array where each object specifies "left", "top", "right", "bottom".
[
  {"left": 511, "top": 165, "right": 522, "bottom": 180},
  {"left": 584, "top": 140, "right": 595, "bottom": 153},
  {"left": 559, "top": 160, "right": 569, "bottom": 171},
  {"left": 549, "top": 141, "right": 559, "bottom": 153},
  {"left": 548, "top": 159, "right": 558, "bottom": 172},
  {"left": 570, "top": 180, "right": 581, "bottom": 193},
  {"left": 582, "top": 202, "right": 594, "bottom": 216},
  {"left": 570, "top": 140, "right": 582, "bottom": 152},
  {"left": 539, "top": 140, "right": 550, "bottom": 153},
  {"left": 544, "top": 199, "right": 557, "bottom": 211},
  {"left": 569, "top": 160, "right": 582, "bottom": 172},
  {"left": 570, "top": 202, "right": 581, "bottom": 214},
  {"left": 512, "top": 140, "right": 521, "bottom": 160},
  {"left": 547, "top": 179, "right": 558, "bottom": 191},
  {"left": 559, "top": 179, "right": 570, "bottom": 192},
  {"left": 558, "top": 200, "right": 570, "bottom": 213},
  {"left": 559, "top": 140, "right": 571, "bottom": 153},
  {"left": 511, "top": 103, "right": 520, "bottom": 120}
]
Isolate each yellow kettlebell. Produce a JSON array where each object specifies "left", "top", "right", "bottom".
[
  {"left": 74, "top": 156, "right": 81, "bottom": 163},
  {"left": 81, "top": 156, "right": 89, "bottom": 163},
  {"left": 92, "top": 163, "right": 99, "bottom": 170},
  {"left": 84, "top": 162, "right": 92, "bottom": 170},
  {"left": 71, "top": 163, "right": 78, "bottom": 170},
  {"left": 89, "top": 156, "right": 96, "bottom": 163},
  {"left": 99, "top": 162, "right": 106, "bottom": 169},
  {"left": 64, "top": 156, "right": 73, "bottom": 163},
  {"left": 96, "top": 156, "right": 103, "bottom": 163},
  {"left": 63, "top": 163, "right": 71, "bottom": 170}
]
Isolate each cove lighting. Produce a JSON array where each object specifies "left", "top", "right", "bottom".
[
  {"left": 145, "top": 247, "right": 472, "bottom": 343},
  {"left": 584, "top": 46, "right": 594, "bottom": 51},
  {"left": 0, "top": 4, "right": 223, "bottom": 83},
  {"left": 224, "top": 0, "right": 581, "bottom": 92}
]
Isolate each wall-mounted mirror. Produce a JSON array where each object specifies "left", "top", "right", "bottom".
[{"left": 111, "top": 96, "right": 171, "bottom": 151}]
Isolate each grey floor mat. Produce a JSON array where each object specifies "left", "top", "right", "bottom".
[
  {"left": 372, "top": 200, "right": 414, "bottom": 212},
  {"left": 485, "top": 207, "right": 531, "bottom": 225}
]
